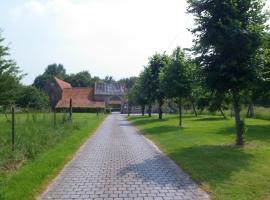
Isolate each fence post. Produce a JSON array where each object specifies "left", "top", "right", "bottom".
[
  {"left": 11, "top": 106, "right": 15, "bottom": 151},
  {"left": 69, "top": 98, "right": 72, "bottom": 122},
  {"left": 54, "top": 108, "right": 56, "bottom": 128}
]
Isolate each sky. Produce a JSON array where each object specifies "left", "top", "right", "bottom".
[{"left": 0, "top": 0, "right": 269, "bottom": 85}]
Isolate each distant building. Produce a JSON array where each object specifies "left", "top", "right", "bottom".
[
  {"left": 94, "top": 82, "right": 126, "bottom": 111},
  {"left": 45, "top": 77, "right": 126, "bottom": 112}
]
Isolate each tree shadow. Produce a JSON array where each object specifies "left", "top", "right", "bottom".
[
  {"left": 215, "top": 124, "right": 270, "bottom": 142},
  {"left": 118, "top": 122, "right": 133, "bottom": 127},
  {"left": 116, "top": 145, "right": 253, "bottom": 192},
  {"left": 168, "top": 145, "right": 254, "bottom": 186},
  {"left": 130, "top": 118, "right": 169, "bottom": 126},
  {"left": 117, "top": 154, "right": 202, "bottom": 190},
  {"left": 246, "top": 124, "right": 270, "bottom": 142},
  {"left": 192, "top": 117, "right": 228, "bottom": 122},
  {"left": 142, "top": 125, "right": 181, "bottom": 135}
]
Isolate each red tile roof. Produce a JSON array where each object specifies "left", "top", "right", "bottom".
[
  {"left": 54, "top": 76, "right": 72, "bottom": 90},
  {"left": 56, "top": 88, "right": 105, "bottom": 108}
]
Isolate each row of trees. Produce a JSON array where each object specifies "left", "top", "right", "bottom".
[{"left": 128, "top": 0, "right": 270, "bottom": 146}]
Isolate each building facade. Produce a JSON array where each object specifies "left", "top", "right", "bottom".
[{"left": 45, "top": 77, "right": 126, "bottom": 112}]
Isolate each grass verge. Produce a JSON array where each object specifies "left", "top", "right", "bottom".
[
  {"left": 129, "top": 114, "right": 270, "bottom": 200},
  {"left": 0, "top": 113, "right": 106, "bottom": 200}
]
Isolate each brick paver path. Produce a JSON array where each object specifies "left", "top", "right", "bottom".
[{"left": 40, "top": 114, "right": 209, "bottom": 200}]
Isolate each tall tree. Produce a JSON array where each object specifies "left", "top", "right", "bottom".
[
  {"left": 148, "top": 53, "right": 169, "bottom": 120},
  {"left": 0, "top": 32, "right": 22, "bottom": 106},
  {"left": 140, "top": 68, "right": 153, "bottom": 117},
  {"left": 160, "top": 47, "right": 191, "bottom": 127},
  {"left": 33, "top": 63, "right": 66, "bottom": 89},
  {"left": 188, "top": 0, "right": 268, "bottom": 145}
]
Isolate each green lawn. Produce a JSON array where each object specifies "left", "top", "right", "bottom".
[
  {"left": 0, "top": 112, "right": 106, "bottom": 200},
  {"left": 129, "top": 114, "right": 270, "bottom": 200}
]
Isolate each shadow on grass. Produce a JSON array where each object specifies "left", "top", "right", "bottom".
[
  {"left": 142, "top": 125, "right": 181, "bottom": 135},
  {"left": 131, "top": 118, "right": 169, "bottom": 126},
  {"left": 168, "top": 144, "right": 253, "bottom": 185},
  {"left": 215, "top": 124, "right": 270, "bottom": 142},
  {"left": 247, "top": 124, "right": 270, "bottom": 141},
  {"left": 192, "top": 117, "right": 228, "bottom": 122}
]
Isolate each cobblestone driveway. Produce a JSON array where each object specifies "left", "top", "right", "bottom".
[{"left": 40, "top": 114, "right": 209, "bottom": 200}]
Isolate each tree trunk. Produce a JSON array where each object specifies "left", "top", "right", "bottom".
[
  {"left": 246, "top": 103, "right": 254, "bottom": 118},
  {"left": 127, "top": 103, "right": 130, "bottom": 116},
  {"left": 178, "top": 99, "right": 182, "bottom": 128},
  {"left": 158, "top": 99, "right": 163, "bottom": 120},
  {"left": 141, "top": 105, "right": 145, "bottom": 116},
  {"left": 246, "top": 104, "right": 251, "bottom": 117},
  {"left": 232, "top": 91, "right": 244, "bottom": 146},
  {"left": 191, "top": 101, "right": 198, "bottom": 117},
  {"left": 250, "top": 103, "right": 254, "bottom": 117},
  {"left": 4, "top": 111, "right": 10, "bottom": 122},
  {"left": 148, "top": 104, "right": 152, "bottom": 117},
  {"left": 219, "top": 108, "right": 227, "bottom": 119}
]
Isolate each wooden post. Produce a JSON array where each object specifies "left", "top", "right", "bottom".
[
  {"left": 69, "top": 98, "right": 72, "bottom": 122},
  {"left": 54, "top": 108, "right": 56, "bottom": 128},
  {"left": 11, "top": 106, "right": 15, "bottom": 151}
]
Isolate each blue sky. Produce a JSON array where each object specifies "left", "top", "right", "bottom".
[{"left": 0, "top": 0, "right": 269, "bottom": 85}]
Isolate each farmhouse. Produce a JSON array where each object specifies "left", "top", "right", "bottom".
[{"left": 45, "top": 77, "right": 126, "bottom": 112}]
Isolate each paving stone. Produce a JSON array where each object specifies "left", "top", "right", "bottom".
[{"left": 40, "top": 114, "right": 209, "bottom": 200}]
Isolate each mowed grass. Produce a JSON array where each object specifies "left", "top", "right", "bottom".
[
  {"left": 129, "top": 114, "right": 270, "bottom": 200},
  {"left": 0, "top": 112, "right": 106, "bottom": 200}
]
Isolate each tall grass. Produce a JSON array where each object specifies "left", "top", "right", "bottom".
[{"left": 0, "top": 112, "right": 105, "bottom": 200}]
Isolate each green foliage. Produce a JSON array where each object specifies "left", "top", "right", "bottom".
[
  {"left": 64, "top": 71, "right": 94, "bottom": 87},
  {"left": 33, "top": 63, "right": 66, "bottom": 89},
  {"left": 16, "top": 86, "right": 48, "bottom": 109},
  {"left": 160, "top": 47, "right": 191, "bottom": 101},
  {"left": 0, "top": 32, "right": 23, "bottom": 106},
  {"left": 118, "top": 77, "right": 137, "bottom": 89},
  {"left": 148, "top": 53, "right": 169, "bottom": 103},
  {"left": 188, "top": 0, "right": 268, "bottom": 92}
]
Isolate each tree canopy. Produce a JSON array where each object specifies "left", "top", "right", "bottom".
[{"left": 0, "top": 32, "right": 23, "bottom": 106}]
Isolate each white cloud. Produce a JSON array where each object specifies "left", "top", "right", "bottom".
[
  {"left": 8, "top": 0, "right": 194, "bottom": 83},
  {"left": 10, "top": 0, "right": 45, "bottom": 18}
]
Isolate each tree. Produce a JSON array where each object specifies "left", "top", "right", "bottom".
[
  {"left": 103, "top": 76, "right": 115, "bottom": 83},
  {"left": 148, "top": 53, "right": 169, "bottom": 120},
  {"left": 33, "top": 63, "right": 66, "bottom": 89},
  {"left": 188, "top": 0, "right": 268, "bottom": 145},
  {"left": 118, "top": 77, "right": 137, "bottom": 89},
  {"left": 186, "top": 57, "right": 201, "bottom": 117},
  {"left": 139, "top": 67, "right": 154, "bottom": 117},
  {"left": 0, "top": 32, "right": 22, "bottom": 107},
  {"left": 160, "top": 47, "right": 191, "bottom": 127},
  {"left": 65, "top": 71, "right": 93, "bottom": 87},
  {"left": 16, "top": 86, "right": 48, "bottom": 109},
  {"left": 128, "top": 77, "right": 147, "bottom": 116}
]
